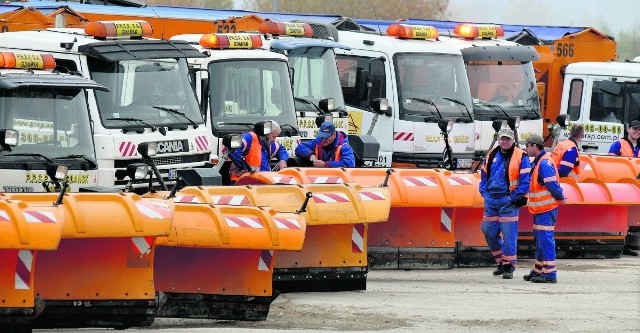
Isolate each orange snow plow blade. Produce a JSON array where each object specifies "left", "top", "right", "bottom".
[
  {"left": 578, "top": 154, "right": 640, "bottom": 182},
  {"left": 0, "top": 192, "right": 173, "bottom": 330},
  {"left": 0, "top": 199, "right": 63, "bottom": 332},
  {"left": 146, "top": 196, "right": 306, "bottom": 321},
  {"left": 239, "top": 168, "right": 474, "bottom": 270},
  {"left": 518, "top": 178, "right": 639, "bottom": 258},
  {"left": 237, "top": 170, "right": 391, "bottom": 290}
]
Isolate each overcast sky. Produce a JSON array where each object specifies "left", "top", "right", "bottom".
[{"left": 446, "top": 0, "right": 638, "bottom": 34}]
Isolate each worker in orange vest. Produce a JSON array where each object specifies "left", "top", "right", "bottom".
[
  {"left": 295, "top": 121, "right": 355, "bottom": 167},
  {"left": 228, "top": 120, "right": 288, "bottom": 182},
  {"left": 523, "top": 133, "right": 566, "bottom": 284},
  {"left": 551, "top": 124, "right": 584, "bottom": 178},
  {"left": 479, "top": 128, "right": 531, "bottom": 279},
  {"left": 608, "top": 120, "right": 640, "bottom": 157}
]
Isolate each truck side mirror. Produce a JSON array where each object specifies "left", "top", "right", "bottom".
[
  {"left": 370, "top": 98, "right": 391, "bottom": 116},
  {"left": 318, "top": 98, "right": 336, "bottom": 113}
]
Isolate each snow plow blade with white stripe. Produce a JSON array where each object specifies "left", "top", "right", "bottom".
[
  {"left": 0, "top": 199, "right": 63, "bottom": 333},
  {"left": 0, "top": 193, "right": 173, "bottom": 331},
  {"left": 142, "top": 192, "right": 306, "bottom": 321}
]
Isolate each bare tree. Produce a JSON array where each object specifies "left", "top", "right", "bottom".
[{"left": 242, "top": 0, "right": 450, "bottom": 20}]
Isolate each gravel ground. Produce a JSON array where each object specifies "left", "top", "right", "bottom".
[{"left": 35, "top": 256, "right": 640, "bottom": 333}]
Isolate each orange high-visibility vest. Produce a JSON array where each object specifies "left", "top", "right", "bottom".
[
  {"left": 315, "top": 143, "right": 343, "bottom": 162},
  {"left": 231, "top": 131, "right": 262, "bottom": 181},
  {"left": 620, "top": 139, "right": 640, "bottom": 157},
  {"left": 551, "top": 139, "right": 580, "bottom": 178},
  {"left": 482, "top": 146, "right": 528, "bottom": 191},
  {"left": 528, "top": 154, "right": 562, "bottom": 214}
]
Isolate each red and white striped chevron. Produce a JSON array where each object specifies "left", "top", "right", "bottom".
[
  {"left": 195, "top": 135, "right": 209, "bottom": 151},
  {"left": 274, "top": 217, "right": 302, "bottom": 230},
  {"left": 136, "top": 201, "right": 172, "bottom": 219},
  {"left": 15, "top": 250, "right": 33, "bottom": 290},
  {"left": 225, "top": 216, "right": 264, "bottom": 228},
  {"left": 359, "top": 191, "right": 386, "bottom": 201},
  {"left": 441, "top": 208, "right": 453, "bottom": 233},
  {"left": 174, "top": 195, "right": 201, "bottom": 203},
  {"left": 131, "top": 237, "right": 153, "bottom": 255},
  {"left": 312, "top": 193, "right": 350, "bottom": 203},
  {"left": 403, "top": 176, "right": 438, "bottom": 187},
  {"left": 23, "top": 211, "right": 57, "bottom": 223},
  {"left": 447, "top": 176, "right": 473, "bottom": 186},
  {"left": 352, "top": 224, "right": 365, "bottom": 253},
  {"left": 272, "top": 176, "right": 297, "bottom": 184},
  {"left": 0, "top": 210, "right": 9, "bottom": 222},
  {"left": 210, "top": 195, "right": 251, "bottom": 206},
  {"left": 119, "top": 141, "right": 138, "bottom": 157},
  {"left": 394, "top": 132, "right": 414, "bottom": 141},
  {"left": 258, "top": 250, "right": 274, "bottom": 271},
  {"left": 308, "top": 176, "right": 344, "bottom": 184}
]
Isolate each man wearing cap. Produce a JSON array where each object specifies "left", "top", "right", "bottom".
[
  {"left": 551, "top": 124, "right": 584, "bottom": 179},
  {"left": 608, "top": 120, "right": 640, "bottom": 157},
  {"left": 228, "top": 120, "right": 288, "bottom": 182},
  {"left": 479, "top": 128, "right": 531, "bottom": 279},
  {"left": 523, "top": 133, "right": 565, "bottom": 284},
  {"left": 295, "top": 121, "right": 355, "bottom": 168}
]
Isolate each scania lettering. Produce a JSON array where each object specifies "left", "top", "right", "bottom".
[{"left": 0, "top": 20, "right": 211, "bottom": 189}]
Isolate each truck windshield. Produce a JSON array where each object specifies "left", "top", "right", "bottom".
[
  {"left": 467, "top": 61, "right": 540, "bottom": 121},
  {"left": 208, "top": 59, "right": 296, "bottom": 132},
  {"left": 89, "top": 57, "right": 203, "bottom": 129},
  {"left": 0, "top": 88, "right": 94, "bottom": 161},
  {"left": 395, "top": 53, "right": 472, "bottom": 121},
  {"left": 589, "top": 81, "right": 640, "bottom": 123},
  {"left": 288, "top": 47, "right": 345, "bottom": 112}
]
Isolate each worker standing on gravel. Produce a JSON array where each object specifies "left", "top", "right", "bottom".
[
  {"left": 479, "top": 128, "right": 531, "bottom": 279},
  {"left": 523, "top": 134, "right": 566, "bottom": 284}
]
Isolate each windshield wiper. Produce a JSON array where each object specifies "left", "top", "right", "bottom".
[
  {"left": 443, "top": 97, "right": 473, "bottom": 122},
  {"left": 106, "top": 117, "right": 158, "bottom": 132},
  {"left": 280, "top": 123, "right": 300, "bottom": 136},
  {"left": 3, "top": 153, "right": 53, "bottom": 163},
  {"left": 215, "top": 122, "right": 254, "bottom": 130},
  {"left": 407, "top": 97, "right": 443, "bottom": 120},
  {"left": 513, "top": 105, "right": 541, "bottom": 119},
  {"left": 153, "top": 105, "right": 199, "bottom": 129},
  {"left": 294, "top": 96, "right": 325, "bottom": 114},
  {"left": 55, "top": 154, "right": 97, "bottom": 167},
  {"left": 478, "top": 101, "right": 511, "bottom": 120}
]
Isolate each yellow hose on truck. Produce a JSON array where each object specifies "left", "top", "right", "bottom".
[{"left": 0, "top": 192, "right": 173, "bottom": 331}]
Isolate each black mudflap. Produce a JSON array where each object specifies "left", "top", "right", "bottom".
[
  {"left": 368, "top": 247, "right": 455, "bottom": 270},
  {"left": 31, "top": 299, "right": 156, "bottom": 330},
  {"left": 273, "top": 267, "right": 367, "bottom": 293},
  {"left": 156, "top": 292, "right": 273, "bottom": 321},
  {"left": 455, "top": 244, "right": 495, "bottom": 268}
]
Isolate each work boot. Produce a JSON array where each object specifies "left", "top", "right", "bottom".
[
  {"left": 530, "top": 276, "right": 557, "bottom": 284},
  {"left": 492, "top": 264, "right": 504, "bottom": 276},
  {"left": 523, "top": 272, "right": 538, "bottom": 281},
  {"left": 502, "top": 264, "right": 513, "bottom": 279}
]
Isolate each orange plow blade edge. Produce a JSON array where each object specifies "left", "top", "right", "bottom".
[
  {"left": 238, "top": 167, "right": 476, "bottom": 271},
  {"left": 147, "top": 193, "right": 306, "bottom": 320},
  {"left": 0, "top": 193, "right": 173, "bottom": 330},
  {"left": 162, "top": 182, "right": 389, "bottom": 292}
]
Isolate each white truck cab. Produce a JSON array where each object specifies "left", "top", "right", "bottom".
[
  {"left": 170, "top": 32, "right": 299, "bottom": 180},
  {"left": 0, "top": 21, "right": 212, "bottom": 190},
  {"left": 438, "top": 24, "right": 541, "bottom": 158},
  {"left": 557, "top": 62, "right": 640, "bottom": 154},
  {"left": 0, "top": 51, "right": 107, "bottom": 192},
  {"left": 335, "top": 23, "right": 475, "bottom": 169}
]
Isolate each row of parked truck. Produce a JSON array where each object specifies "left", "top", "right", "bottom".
[{"left": 0, "top": 1, "right": 639, "bottom": 332}]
